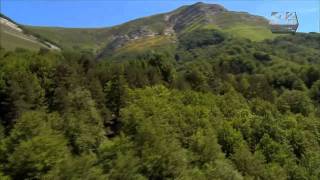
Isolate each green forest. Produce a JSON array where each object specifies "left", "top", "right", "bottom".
[{"left": 1, "top": 30, "right": 320, "bottom": 179}]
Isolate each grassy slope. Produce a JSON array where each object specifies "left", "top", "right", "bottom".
[
  {"left": 23, "top": 14, "right": 167, "bottom": 53},
  {"left": 109, "top": 10, "right": 277, "bottom": 56},
  {"left": 174, "top": 10, "right": 276, "bottom": 42},
  {"left": 0, "top": 22, "right": 45, "bottom": 51},
  {"left": 211, "top": 12, "right": 278, "bottom": 41},
  {"left": 109, "top": 35, "right": 177, "bottom": 60},
  {"left": 225, "top": 24, "right": 277, "bottom": 41},
  {"left": 24, "top": 26, "right": 111, "bottom": 52},
  {"left": 0, "top": 14, "right": 45, "bottom": 51},
  {"left": 109, "top": 14, "right": 166, "bottom": 35},
  {"left": 116, "top": 36, "right": 175, "bottom": 52},
  {"left": 108, "top": 16, "right": 276, "bottom": 58},
  {"left": 191, "top": 24, "right": 277, "bottom": 42},
  {"left": 0, "top": 31, "right": 42, "bottom": 51}
]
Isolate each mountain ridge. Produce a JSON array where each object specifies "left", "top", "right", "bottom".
[
  {"left": 2, "top": 2, "right": 274, "bottom": 54},
  {"left": 0, "top": 13, "right": 60, "bottom": 51}
]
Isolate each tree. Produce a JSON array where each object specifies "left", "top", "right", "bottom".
[
  {"left": 257, "top": 134, "right": 294, "bottom": 165},
  {"left": 184, "top": 67, "right": 208, "bottom": 91},
  {"left": 5, "top": 110, "right": 62, "bottom": 149},
  {"left": 104, "top": 74, "right": 128, "bottom": 117},
  {"left": 98, "top": 137, "right": 146, "bottom": 180},
  {"left": 263, "top": 163, "right": 287, "bottom": 180},
  {"left": 45, "top": 154, "right": 107, "bottom": 180},
  {"left": 146, "top": 52, "right": 176, "bottom": 83},
  {"left": 0, "top": 71, "right": 45, "bottom": 125},
  {"left": 217, "top": 123, "right": 244, "bottom": 157},
  {"left": 61, "top": 88, "right": 105, "bottom": 153},
  {"left": 277, "top": 90, "right": 313, "bottom": 116},
  {"left": 310, "top": 80, "right": 320, "bottom": 103},
  {"left": 303, "top": 66, "right": 320, "bottom": 88},
  {"left": 6, "top": 134, "right": 70, "bottom": 179},
  {"left": 231, "top": 144, "right": 266, "bottom": 179},
  {"left": 205, "top": 160, "right": 243, "bottom": 180},
  {"left": 254, "top": 51, "right": 272, "bottom": 62},
  {"left": 179, "top": 29, "right": 225, "bottom": 50}
]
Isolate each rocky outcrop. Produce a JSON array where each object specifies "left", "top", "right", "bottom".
[
  {"left": 106, "top": 2, "right": 230, "bottom": 50},
  {"left": 107, "top": 26, "right": 158, "bottom": 49},
  {"left": 167, "top": 2, "right": 227, "bottom": 32}
]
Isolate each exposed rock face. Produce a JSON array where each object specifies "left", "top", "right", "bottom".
[
  {"left": 0, "top": 17, "right": 23, "bottom": 32},
  {"left": 93, "top": 2, "right": 269, "bottom": 59},
  {"left": 108, "top": 35, "right": 131, "bottom": 49},
  {"left": 106, "top": 2, "right": 230, "bottom": 50},
  {"left": 128, "top": 26, "right": 157, "bottom": 39},
  {"left": 167, "top": 2, "right": 227, "bottom": 32},
  {"left": 1, "top": 2, "right": 272, "bottom": 54},
  {"left": 108, "top": 26, "right": 157, "bottom": 49}
]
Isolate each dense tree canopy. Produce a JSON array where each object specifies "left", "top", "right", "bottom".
[{"left": 0, "top": 31, "right": 320, "bottom": 179}]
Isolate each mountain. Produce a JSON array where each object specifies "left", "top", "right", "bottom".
[
  {"left": 3, "top": 2, "right": 276, "bottom": 55},
  {"left": 1, "top": 3, "right": 320, "bottom": 180},
  {"left": 0, "top": 14, "right": 60, "bottom": 51}
]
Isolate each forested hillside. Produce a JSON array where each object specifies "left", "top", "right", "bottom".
[{"left": 1, "top": 28, "right": 320, "bottom": 179}]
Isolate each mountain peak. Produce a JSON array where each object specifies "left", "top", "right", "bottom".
[
  {"left": 167, "top": 2, "right": 228, "bottom": 32},
  {"left": 190, "top": 2, "right": 227, "bottom": 12},
  {"left": 6, "top": 2, "right": 271, "bottom": 54}
]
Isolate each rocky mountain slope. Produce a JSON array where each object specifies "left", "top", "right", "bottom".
[{"left": 2, "top": 2, "right": 275, "bottom": 55}]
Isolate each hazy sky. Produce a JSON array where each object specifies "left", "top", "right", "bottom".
[{"left": 1, "top": 0, "right": 319, "bottom": 32}]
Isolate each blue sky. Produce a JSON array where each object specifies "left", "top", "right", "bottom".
[{"left": 1, "top": 0, "right": 319, "bottom": 32}]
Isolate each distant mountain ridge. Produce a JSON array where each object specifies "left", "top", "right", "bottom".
[
  {"left": 1, "top": 2, "right": 274, "bottom": 55},
  {"left": 0, "top": 13, "right": 60, "bottom": 51}
]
